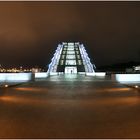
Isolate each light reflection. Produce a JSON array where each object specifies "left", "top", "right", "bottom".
[
  {"left": 15, "top": 87, "right": 47, "bottom": 92},
  {"left": 4, "top": 84, "right": 9, "bottom": 88},
  {"left": 81, "top": 96, "right": 140, "bottom": 107},
  {"left": 135, "top": 85, "right": 139, "bottom": 88},
  {"left": 104, "top": 87, "right": 131, "bottom": 92},
  {"left": 0, "top": 95, "right": 48, "bottom": 105},
  {"left": 94, "top": 87, "right": 132, "bottom": 93},
  {"left": 0, "top": 96, "right": 14, "bottom": 102},
  {"left": 15, "top": 86, "right": 131, "bottom": 93}
]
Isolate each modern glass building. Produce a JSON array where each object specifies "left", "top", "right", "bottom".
[{"left": 47, "top": 42, "right": 96, "bottom": 75}]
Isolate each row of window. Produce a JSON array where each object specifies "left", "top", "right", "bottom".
[
  {"left": 63, "top": 47, "right": 79, "bottom": 51},
  {"left": 60, "top": 60, "right": 82, "bottom": 65},
  {"left": 59, "top": 45, "right": 82, "bottom": 65},
  {"left": 62, "top": 51, "right": 80, "bottom": 55},
  {"left": 61, "top": 54, "right": 81, "bottom": 59}
]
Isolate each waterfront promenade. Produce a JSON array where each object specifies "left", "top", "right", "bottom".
[{"left": 0, "top": 75, "right": 140, "bottom": 138}]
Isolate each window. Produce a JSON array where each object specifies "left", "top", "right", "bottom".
[
  {"left": 65, "top": 60, "right": 76, "bottom": 65},
  {"left": 68, "top": 43, "right": 74, "bottom": 46},
  {"left": 63, "top": 48, "right": 67, "bottom": 51},
  {"left": 66, "top": 55, "right": 75, "bottom": 59},
  {"left": 60, "top": 60, "right": 64, "bottom": 65},
  {"left": 62, "top": 51, "right": 66, "bottom": 54},
  {"left": 76, "top": 51, "right": 79, "bottom": 54},
  {"left": 61, "top": 55, "right": 65, "bottom": 59},
  {"left": 78, "top": 60, "right": 82, "bottom": 65},
  {"left": 67, "top": 51, "right": 75, "bottom": 55},
  {"left": 65, "top": 67, "right": 77, "bottom": 74},
  {"left": 77, "top": 55, "right": 80, "bottom": 59},
  {"left": 67, "top": 47, "right": 74, "bottom": 51}
]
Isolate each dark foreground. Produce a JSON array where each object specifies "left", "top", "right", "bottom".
[{"left": 0, "top": 75, "right": 140, "bottom": 138}]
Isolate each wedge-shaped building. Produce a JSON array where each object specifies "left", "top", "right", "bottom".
[{"left": 48, "top": 42, "right": 96, "bottom": 75}]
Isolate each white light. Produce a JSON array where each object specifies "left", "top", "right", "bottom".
[
  {"left": 4, "top": 84, "right": 8, "bottom": 88},
  {"left": 65, "top": 67, "right": 77, "bottom": 74},
  {"left": 66, "top": 55, "right": 75, "bottom": 59},
  {"left": 116, "top": 74, "right": 140, "bottom": 83},
  {"left": 67, "top": 47, "right": 74, "bottom": 51},
  {"left": 50, "top": 72, "right": 58, "bottom": 76},
  {"left": 86, "top": 73, "right": 95, "bottom": 76},
  {"left": 35, "top": 72, "right": 48, "bottom": 78},
  {"left": 78, "top": 72, "right": 85, "bottom": 74},
  {"left": 135, "top": 85, "right": 139, "bottom": 88},
  {"left": 65, "top": 60, "right": 76, "bottom": 65},
  {"left": 79, "top": 44, "right": 95, "bottom": 73},
  {"left": 0, "top": 73, "right": 32, "bottom": 82},
  {"left": 86, "top": 72, "right": 106, "bottom": 77},
  {"left": 67, "top": 51, "right": 75, "bottom": 55},
  {"left": 135, "top": 66, "right": 140, "bottom": 71},
  {"left": 68, "top": 43, "right": 74, "bottom": 46},
  {"left": 95, "top": 72, "right": 106, "bottom": 76}
]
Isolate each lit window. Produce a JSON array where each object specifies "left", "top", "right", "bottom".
[
  {"left": 76, "top": 51, "right": 79, "bottom": 54},
  {"left": 62, "top": 51, "right": 66, "bottom": 54},
  {"left": 77, "top": 55, "right": 80, "bottom": 59},
  {"left": 78, "top": 60, "right": 82, "bottom": 65},
  {"left": 67, "top": 47, "right": 74, "bottom": 51},
  {"left": 65, "top": 67, "right": 77, "bottom": 74},
  {"left": 62, "top": 42, "right": 67, "bottom": 45},
  {"left": 61, "top": 55, "right": 65, "bottom": 59},
  {"left": 68, "top": 43, "right": 74, "bottom": 46},
  {"left": 63, "top": 48, "right": 67, "bottom": 51},
  {"left": 65, "top": 60, "right": 76, "bottom": 65},
  {"left": 60, "top": 60, "right": 64, "bottom": 65},
  {"left": 67, "top": 51, "right": 75, "bottom": 55},
  {"left": 66, "top": 55, "right": 75, "bottom": 59}
]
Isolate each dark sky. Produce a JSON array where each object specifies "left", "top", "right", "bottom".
[{"left": 0, "top": 1, "right": 140, "bottom": 68}]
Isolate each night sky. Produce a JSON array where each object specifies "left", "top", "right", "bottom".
[{"left": 0, "top": 1, "right": 140, "bottom": 68}]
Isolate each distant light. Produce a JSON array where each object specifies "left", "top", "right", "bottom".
[
  {"left": 4, "top": 84, "right": 8, "bottom": 88},
  {"left": 134, "top": 66, "right": 140, "bottom": 71},
  {"left": 135, "top": 85, "right": 139, "bottom": 88}
]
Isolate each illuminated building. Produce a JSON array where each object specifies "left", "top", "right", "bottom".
[
  {"left": 134, "top": 66, "right": 140, "bottom": 72},
  {"left": 47, "top": 42, "right": 96, "bottom": 75}
]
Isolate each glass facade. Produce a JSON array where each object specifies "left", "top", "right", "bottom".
[{"left": 48, "top": 42, "right": 95, "bottom": 74}]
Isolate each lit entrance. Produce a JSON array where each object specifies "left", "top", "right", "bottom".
[{"left": 65, "top": 67, "right": 77, "bottom": 74}]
